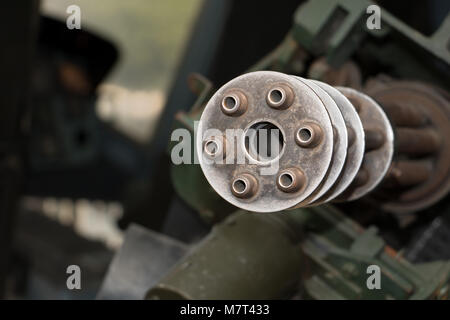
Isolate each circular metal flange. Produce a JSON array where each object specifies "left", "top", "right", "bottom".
[
  {"left": 335, "top": 87, "right": 394, "bottom": 201},
  {"left": 310, "top": 81, "right": 365, "bottom": 204},
  {"left": 293, "top": 77, "right": 347, "bottom": 206},
  {"left": 367, "top": 82, "right": 450, "bottom": 213},
  {"left": 197, "top": 71, "right": 334, "bottom": 212}
]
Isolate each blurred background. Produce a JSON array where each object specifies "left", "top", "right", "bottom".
[
  {"left": 2, "top": 0, "right": 203, "bottom": 299},
  {"left": 3, "top": 0, "right": 296, "bottom": 300},
  {"left": 43, "top": 0, "right": 202, "bottom": 146},
  {"left": 2, "top": 0, "right": 449, "bottom": 300},
  {"left": 32, "top": 0, "right": 202, "bottom": 251}
]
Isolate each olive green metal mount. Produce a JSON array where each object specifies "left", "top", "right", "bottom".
[{"left": 148, "top": 206, "right": 450, "bottom": 299}]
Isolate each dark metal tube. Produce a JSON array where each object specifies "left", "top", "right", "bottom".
[
  {"left": 396, "top": 128, "right": 441, "bottom": 156},
  {"left": 388, "top": 160, "right": 432, "bottom": 187},
  {"left": 382, "top": 102, "right": 427, "bottom": 127}
]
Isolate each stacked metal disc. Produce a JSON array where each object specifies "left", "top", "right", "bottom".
[{"left": 197, "top": 71, "right": 394, "bottom": 213}]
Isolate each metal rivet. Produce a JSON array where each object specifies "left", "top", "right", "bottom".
[
  {"left": 276, "top": 168, "right": 305, "bottom": 193},
  {"left": 266, "top": 84, "right": 294, "bottom": 109},
  {"left": 203, "top": 136, "right": 226, "bottom": 160},
  {"left": 295, "top": 123, "right": 323, "bottom": 148},
  {"left": 231, "top": 173, "right": 258, "bottom": 198},
  {"left": 221, "top": 91, "right": 247, "bottom": 116}
]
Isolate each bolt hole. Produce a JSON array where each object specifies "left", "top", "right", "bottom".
[
  {"left": 269, "top": 89, "right": 284, "bottom": 104},
  {"left": 222, "top": 95, "right": 238, "bottom": 111},
  {"left": 205, "top": 140, "right": 219, "bottom": 156},
  {"left": 232, "top": 179, "right": 247, "bottom": 194},
  {"left": 297, "top": 128, "right": 312, "bottom": 143},
  {"left": 279, "top": 173, "right": 294, "bottom": 188}
]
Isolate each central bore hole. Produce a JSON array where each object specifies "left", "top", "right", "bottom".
[
  {"left": 269, "top": 89, "right": 284, "bottom": 104},
  {"left": 298, "top": 127, "right": 312, "bottom": 142},
  {"left": 233, "top": 179, "right": 247, "bottom": 194},
  {"left": 223, "top": 96, "right": 237, "bottom": 111},
  {"left": 279, "top": 173, "right": 294, "bottom": 188},
  {"left": 245, "top": 121, "right": 284, "bottom": 162}
]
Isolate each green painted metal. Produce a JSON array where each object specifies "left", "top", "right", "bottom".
[
  {"left": 146, "top": 211, "right": 304, "bottom": 299},
  {"left": 291, "top": 0, "right": 450, "bottom": 87},
  {"left": 292, "top": 0, "right": 369, "bottom": 65},
  {"left": 147, "top": 205, "right": 450, "bottom": 299}
]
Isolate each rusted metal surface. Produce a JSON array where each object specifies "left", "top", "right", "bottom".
[
  {"left": 396, "top": 128, "right": 441, "bottom": 156},
  {"left": 197, "top": 71, "right": 398, "bottom": 212},
  {"left": 295, "top": 77, "right": 347, "bottom": 205},
  {"left": 310, "top": 80, "right": 364, "bottom": 204},
  {"left": 197, "top": 72, "right": 449, "bottom": 214},
  {"left": 366, "top": 81, "right": 450, "bottom": 213},
  {"left": 197, "top": 71, "right": 334, "bottom": 212},
  {"left": 386, "top": 160, "right": 433, "bottom": 188},
  {"left": 308, "top": 58, "right": 362, "bottom": 90},
  {"left": 335, "top": 87, "right": 394, "bottom": 202},
  {"left": 381, "top": 102, "right": 427, "bottom": 127}
]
